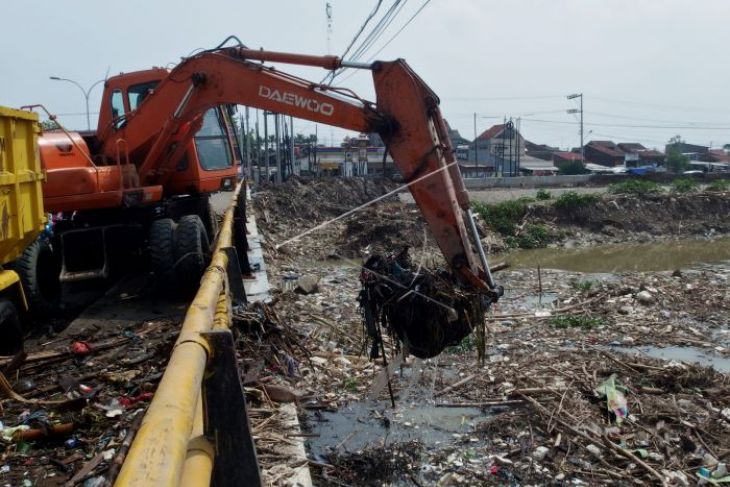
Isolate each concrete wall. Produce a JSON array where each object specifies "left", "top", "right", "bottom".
[
  {"left": 463, "top": 172, "right": 730, "bottom": 190},
  {"left": 464, "top": 175, "right": 591, "bottom": 189}
]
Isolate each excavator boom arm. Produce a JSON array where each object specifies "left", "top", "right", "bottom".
[{"left": 101, "top": 47, "right": 497, "bottom": 291}]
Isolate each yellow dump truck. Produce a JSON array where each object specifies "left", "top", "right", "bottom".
[{"left": 0, "top": 106, "right": 54, "bottom": 354}]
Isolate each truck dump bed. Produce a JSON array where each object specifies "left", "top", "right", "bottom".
[{"left": 0, "top": 107, "right": 45, "bottom": 265}]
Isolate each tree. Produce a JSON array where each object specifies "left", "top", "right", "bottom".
[
  {"left": 665, "top": 148, "right": 690, "bottom": 173},
  {"left": 557, "top": 159, "right": 589, "bottom": 175},
  {"left": 40, "top": 119, "right": 59, "bottom": 131},
  {"left": 723, "top": 143, "right": 730, "bottom": 152}
]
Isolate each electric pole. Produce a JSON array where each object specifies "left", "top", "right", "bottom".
[
  {"left": 290, "top": 115, "right": 295, "bottom": 177},
  {"left": 473, "top": 112, "right": 478, "bottom": 176},
  {"left": 567, "top": 93, "right": 584, "bottom": 164},
  {"left": 275, "top": 113, "right": 282, "bottom": 184},
  {"left": 263, "top": 111, "right": 269, "bottom": 183}
]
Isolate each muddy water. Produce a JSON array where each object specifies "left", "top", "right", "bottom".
[
  {"left": 612, "top": 346, "right": 730, "bottom": 373},
  {"left": 503, "top": 237, "right": 730, "bottom": 273}
]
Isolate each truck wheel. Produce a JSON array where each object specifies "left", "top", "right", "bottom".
[
  {"left": 174, "top": 215, "right": 210, "bottom": 293},
  {"left": 0, "top": 299, "right": 23, "bottom": 355},
  {"left": 11, "top": 237, "right": 61, "bottom": 318},
  {"left": 149, "top": 218, "right": 176, "bottom": 293}
]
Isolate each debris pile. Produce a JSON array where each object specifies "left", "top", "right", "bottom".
[{"left": 0, "top": 318, "right": 175, "bottom": 485}]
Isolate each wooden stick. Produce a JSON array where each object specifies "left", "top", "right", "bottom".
[
  {"left": 601, "top": 433, "right": 667, "bottom": 487},
  {"left": 434, "top": 374, "right": 477, "bottom": 397}
]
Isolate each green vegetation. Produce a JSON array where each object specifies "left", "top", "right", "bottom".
[
  {"left": 506, "top": 224, "right": 551, "bottom": 249},
  {"left": 474, "top": 200, "right": 555, "bottom": 249},
  {"left": 473, "top": 200, "right": 529, "bottom": 236},
  {"left": 553, "top": 191, "right": 600, "bottom": 210},
  {"left": 570, "top": 278, "right": 597, "bottom": 292},
  {"left": 557, "top": 159, "right": 590, "bottom": 175},
  {"left": 343, "top": 376, "right": 359, "bottom": 392},
  {"left": 40, "top": 119, "right": 59, "bottom": 131},
  {"left": 446, "top": 334, "right": 475, "bottom": 354},
  {"left": 671, "top": 178, "right": 698, "bottom": 193},
  {"left": 665, "top": 148, "right": 690, "bottom": 173},
  {"left": 707, "top": 179, "right": 730, "bottom": 191},
  {"left": 608, "top": 179, "right": 662, "bottom": 196},
  {"left": 536, "top": 189, "right": 552, "bottom": 200},
  {"left": 550, "top": 315, "right": 605, "bottom": 330}
]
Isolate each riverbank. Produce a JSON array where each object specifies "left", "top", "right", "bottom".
[{"left": 250, "top": 177, "right": 730, "bottom": 486}]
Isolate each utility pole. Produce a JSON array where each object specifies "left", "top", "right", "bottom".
[
  {"left": 244, "top": 107, "right": 251, "bottom": 180},
  {"left": 255, "top": 109, "right": 260, "bottom": 184},
  {"left": 473, "top": 112, "right": 478, "bottom": 176},
  {"left": 263, "top": 112, "right": 269, "bottom": 183},
  {"left": 314, "top": 124, "right": 319, "bottom": 175},
  {"left": 274, "top": 113, "right": 282, "bottom": 184},
  {"left": 49, "top": 76, "right": 105, "bottom": 130},
  {"left": 289, "top": 115, "right": 294, "bottom": 174},
  {"left": 567, "top": 93, "right": 584, "bottom": 164}
]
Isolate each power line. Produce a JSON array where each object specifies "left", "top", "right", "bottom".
[
  {"left": 336, "top": 0, "right": 432, "bottom": 85},
  {"left": 365, "top": 0, "right": 432, "bottom": 60},
  {"left": 591, "top": 96, "right": 729, "bottom": 114},
  {"left": 521, "top": 118, "right": 730, "bottom": 130},
  {"left": 589, "top": 110, "right": 730, "bottom": 126},
  {"left": 323, "top": 0, "right": 384, "bottom": 84}
]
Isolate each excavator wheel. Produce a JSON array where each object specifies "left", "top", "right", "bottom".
[
  {"left": 0, "top": 299, "right": 23, "bottom": 355},
  {"left": 149, "top": 218, "right": 177, "bottom": 293},
  {"left": 174, "top": 215, "right": 210, "bottom": 294},
  {"left": 10, "top": 237, "right": 61, "bottom": 318}
]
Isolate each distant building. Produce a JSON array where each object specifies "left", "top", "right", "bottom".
[
  {"left": 552, "top": 151, "right": 582, "bottom": 165},
  {"left": 525, "top": 141, "right": 559, "bottom": 161},
  {"left": 665, "top": 141, "right": 709, "bottom": 161},
  {"left": 617, "top": 143, "right": 665, "bottom": 166},
  {"left": 584, "top": 141, "right": 626, "bottom": 167},
  {"left": 469, "top": 123, "right": 525, "bottom": 176}
]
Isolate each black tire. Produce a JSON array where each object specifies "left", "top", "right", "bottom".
[
  {"left": 0, "top": 299, "right": 23, "bottom": 355},
  {"left": 149, "top": 218, "right": 176, "bottom": 292},
  {"left": 10, "top": 237, "right": 61, "bottom": 318},
  {"left": 174, "top": 215, "right": 210, "bottom": 293}
]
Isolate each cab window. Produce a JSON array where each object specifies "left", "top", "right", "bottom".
[
  {"left": 128, "top": 81, "right": 159, "bottom": 110},
  {"left": 110, "top": 90, "right": 125, "bottom": 129},
  {"left": 195, "top": 109, "right": 233, "bottom": 171}
]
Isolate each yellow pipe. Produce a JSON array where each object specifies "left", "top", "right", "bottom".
[
  {"left": 115, "top": 183, "right": 242, "bottom": 487},
  {"left": 179, "top": 394, "right": 214, "bottom": 487}
]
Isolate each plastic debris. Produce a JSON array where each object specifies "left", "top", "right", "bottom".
[{"left": 594, "top": 374, "right": 628, "bottom": 424}]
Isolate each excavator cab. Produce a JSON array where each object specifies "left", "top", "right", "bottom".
[{"left": 97, "top": 69, "right": 240, "bottom": 198}]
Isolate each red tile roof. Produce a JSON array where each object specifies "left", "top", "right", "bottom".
[
  {"left": 477, "top": 124, "right": 507, "bottom": 140},
  {"left": 553, "top": 151, "right": 582, "bottom": 161}
]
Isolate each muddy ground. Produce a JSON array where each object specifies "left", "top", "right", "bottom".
[
  {"left": 253, "top": 177, "right": 730, "bottom": 486},
  {"left": 1, "top": 177, "right": 728, "bottom": 486}
]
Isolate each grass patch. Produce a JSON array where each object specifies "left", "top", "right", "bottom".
[
  {"left": 570, "top": 278, "right": 596, "bottom": 292},
  {"left": 550, "top": 315, "right": 604, "bottom": 330},
  {"left": 553, "top": 191, "right": 600, "bottom": 210},
  {"left": 446, "top": 334, "right": 475, "bottom": 354},
  {"left": 343, "top": 376, "right": 359, "bottom": 392},
  {"left": 608, "top": 178, "right": 662, "bottom": 196},
  {"left": 671, "top": 178, "right": 698, "bottom": 193},
  {"left": 536, "top": 189, "right": 552, "bottom": 200},
  {"left": 707, "top": 179, "right": 730, "bottom": 191},
  {"left": 473, "top": 200, "right": 529, "bottom": 236},
  {"left": 507, "top": 224, "right": 552, "bottom": 249}
]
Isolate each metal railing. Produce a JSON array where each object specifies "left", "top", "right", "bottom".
[{"left": 114, "top": 182, "right": 261, "bottom": 487}]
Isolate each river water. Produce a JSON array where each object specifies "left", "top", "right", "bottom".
[{"left": 502, "top": 236, "right": 730, "bottom": 273}]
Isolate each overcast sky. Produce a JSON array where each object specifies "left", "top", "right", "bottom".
[{"left": 4, "top": 0, "right": 730, "bottom": 150}]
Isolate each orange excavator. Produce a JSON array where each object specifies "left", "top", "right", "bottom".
[{"left": 25, "top": 38, "right": 501, "bottom": 343}]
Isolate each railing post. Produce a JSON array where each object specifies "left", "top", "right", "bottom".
[{"left": 201, "top": 330, "right": 262, "bottom": 487}]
